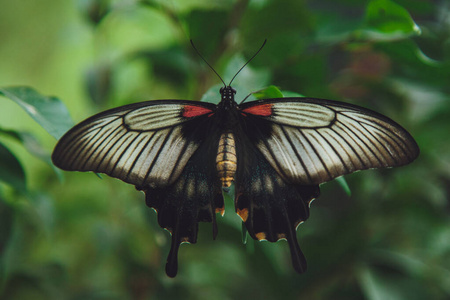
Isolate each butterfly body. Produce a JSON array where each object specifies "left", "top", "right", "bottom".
[
  {"left": 52, "top": 84, "right": 419, "bottom": 277},
  {"left": 216, "top": 131, "right": 237, "bottom": 188}
]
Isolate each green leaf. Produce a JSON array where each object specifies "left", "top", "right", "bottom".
[
  {"left": 241, "top": 222, "right": 248, "bottom": 244},
  {"left": 358, "top": 266, "right": 404, "bottom": 300},
  {"left": 281, "top": 90, "right": 304, "bottom": 97},
  {"left": 0, "top": 196, "right": 15, "bottom": 288},
  {"left": 221, "top": 183, "right": 235, "bottom": 203},
  {"left": 28, "top": 192, "right": 56, "bottom": 234},
  {"left": 0, "top": 128, "right": 62, "bottom": 179},
  {"left": 0, "top": 141, "right": 26, "bottom": 191},
  {"left": 0, "top": 87, "right": 73, "bottom": 140},
  {"left": 358, "top": 263, "right": 433, "bottom": 300},
  {"left": 200, "top": 84, "right": 223, "bottom": 104},
  {"left": 361, "top": 0, "right": 421, "bottom": 40},
  {"left": 336, "top": 176, "right": 352, "bottom": 196},
  {"left": 0, "top": 198, "right": 15, "bottom": 255},
  {"left": 252, "top": 85, "right": 284, "bottom": 99}
]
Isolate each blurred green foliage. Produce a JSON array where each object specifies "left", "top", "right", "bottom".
[{"left": 0, "top": 0, "right": 449, "bottom": 299}]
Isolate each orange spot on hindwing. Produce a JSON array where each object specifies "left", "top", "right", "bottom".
[
  {"left": 237, "top": 208, "right": 248, "bottom": 222},
  {"left": 255, "top": 232, "right": 267, "bottom": 240},
  {"left": 215, "top": 207, "right": 225, "bottom": 216}
]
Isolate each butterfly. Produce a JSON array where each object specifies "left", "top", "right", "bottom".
[{"left": 52, "top": 45, "right": 419, "bottom": 277}]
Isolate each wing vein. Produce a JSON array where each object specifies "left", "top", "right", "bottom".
[
  {"left": 316, "top": 129, "right": 350, "bottom": 174},
  {"left": 142, "top": 127, "right": 175, "bottom": 185},
  {"left": 279, "top": 126, "right": 312, "bottom": 183},
  {"left": 80, "top": 125, "right": 124, "bottom": 170},
  {"left": 303, "top": 131, "right": 333, "bottom": 180}
]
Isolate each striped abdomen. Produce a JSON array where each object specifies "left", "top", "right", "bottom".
[{"left": 216, "top": 132, "right": 237, "bottom": 188}]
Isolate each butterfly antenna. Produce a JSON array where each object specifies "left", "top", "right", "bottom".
[
  {"left": 228, "top": 39, "right": 267, "bottom": 86},
  {"left": 190, "top": 39, "right": 226, "bottom": 87}
]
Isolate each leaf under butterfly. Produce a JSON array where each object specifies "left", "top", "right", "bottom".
[{"left": 252, "top": 85, "right": 284, "bottom": 100}]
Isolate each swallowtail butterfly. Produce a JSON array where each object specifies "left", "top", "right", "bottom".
[{"left": 52, "top": 45, "right": 419, "bottom": 277}]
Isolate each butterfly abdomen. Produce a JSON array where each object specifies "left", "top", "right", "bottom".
[{"left": 216, "top": 132, "right": 237, "bottom": 188}]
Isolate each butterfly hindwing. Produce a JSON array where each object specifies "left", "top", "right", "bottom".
[
  {"left": 142, "top": 136, "right": 224, "bottom": 277},
  {"left": 233, "top": 109, "right": 320, "bottom": 273},
  {"left": 234, "top": 143, "right": 320, "bottom": 273}
]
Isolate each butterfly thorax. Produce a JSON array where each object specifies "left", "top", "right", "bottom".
[{"left": 216, "top": 85, "right": 241, "bottom": 128}]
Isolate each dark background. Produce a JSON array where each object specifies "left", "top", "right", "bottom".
[{"left": 0, "top": 0, "right": 449, "bottom": 299}]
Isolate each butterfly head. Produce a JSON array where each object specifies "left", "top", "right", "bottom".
[{"left": 220, "top": 86, "right": 237, "bottom": 104}]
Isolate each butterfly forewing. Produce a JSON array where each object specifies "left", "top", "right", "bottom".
[
  {"left": 239, "top": 98, "right": 419, "bottom": 185},
  {"left": 52, "top": 100, "right": 216, "bottom": 188}
]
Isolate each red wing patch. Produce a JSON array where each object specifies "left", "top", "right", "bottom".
[
  {"left": 242, "top": 103, "right": 273, "bottom": 117},
  {"left": 182, "top": 105, "right": 214, "bottom": 118}
]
